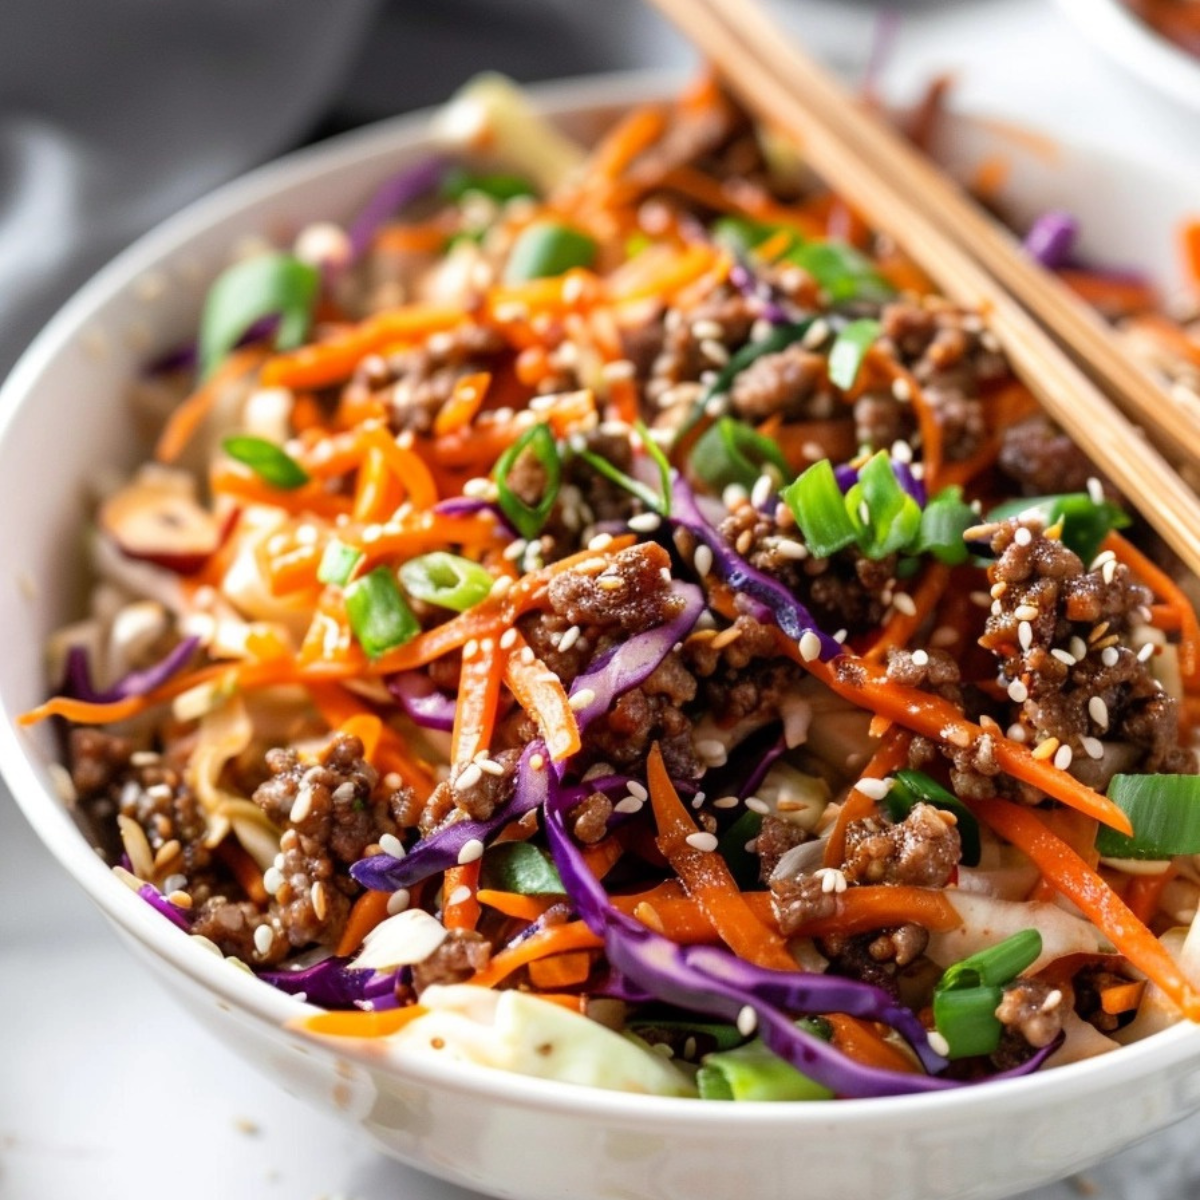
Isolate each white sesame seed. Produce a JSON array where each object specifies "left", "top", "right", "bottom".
[
  {"left": 447, "top": 885, "right": 473, "bottom": 907},
  {"left": 970, "top": 591, "right": 992, "bottom": 608},
  {"left": 1087, "top": 477, "right": 1105, "bottom": 505},
  {"left": 1102, "top": 647, "right": 1120, "bottom": 667},
  {"left": 569, "top": 688, "right": 597, "bottom": 711},
  {"left": 700, "top": 338, "right": 730, "bottom": 366},
  {"left": 1007, "top": 723, "right": 1027, "bottom": 743},
  {"left": 737, "top": 1006, "right": 759, "bottom": 1036},
  {"left": 1103, "top": 559, "right": 1118, "bottom": 585},
  {"left": 463, "top": 477, "right": 494, "bottom": 499},
  {"left": 691, "top": 318, "right": 726, "bottom": 341},
  {"left": 1018, "top": 621, "right": 1033, "bottom": 651},
  {"left": 387, "top": 889, "right": 411, "bottom": 915},
  {"left": 693, "top": 544, "right": 714, "bottom": 578},
  {"left": 696, "top": 738, "right": 728, "bottom": 767},
  {"left": 601, "top": 358, "right": 636, "bottom": 382},
  {"left": 1081, "top": 736, "right": 1105, "bottom": 760},
  {"left": 833, "top": 628, "right": 848, "bottom": 644},
  {"left": 253, "top": 925, "right": 274, "bottom": 957},
  {"left": 588, "top": 532, "right": 614, "bottom": 552},
  {"left": 750, "top": 473, "right": 775, "bottom": 509},
  {"left": 1014, "top": 527, "right": 1033, "bottom": 547},
  {"left": 891, "top": 376, "right": 912, "bottom": 402},
  {"left": 1138, "top": 642, "right": 1156, "bottom": 663},
  {"left": 685, "top": 832, "right": 719, "bottom": 853},
  {"left": 627, "top": 781, "right": 649, "bottom": 801},
  {"left": 1054, "top": 744, "right": 1074, "bottom": 770},
  {"left": 802, "top": 320, "right": 830, "bottom": 349},
  {"left": 499, "top": 628, "right": 518, "bottom": 651},
  {"left": 311, "top": 881, "right": 328, "bottom": 922},
  {"left": 614, "top": 796, "right": 644, "bottom": 814},
  {"left": 892, "top": 592, "right": 917, "bottom": 617},
  {"left": 815, "top": 867, "right": 849, "bottom": 895},
  {"left": 530, "top": 753, "right": 546, "bottom": 771},
  {"left": 713, "top": 795, "right": 740, "bottom": 809},
  {"left": 379, "top": 833, "right": 406, "bottom": 859},
  {"left": 456, "top": 763, "right": 484, "bottom": 791},
  {"left": 774, "top": 539, "right": 808, "bottom": 561},
  {"left": 627, "top": 512, "right": 662, "bottom": 533},
  {"left": 519, "top": 645, "right": 536, "bottom": 664},
  {"left": 855, "top": 777, "right": 892, "bottom": 801},
  {"left": 289, "top": 784, "right": 315, "bottom": 825},
  {"left": 1050, "top": 649, "right": 1077, "bottom": 667},
  {"left": 745, "top": 796, "right": 770, "bottom": 815},
  {"left": 556, "top": 625, "right": 581, "bottom": 654},
  {"left": 798, "top": 631, "right": 823, "bottom": 662},
  {"left": 890, "top": 440, "right": 914, "bottom": 464},
  {"left": 1090, "top": 549, "right": 1116, "bottom": 571},
  {"left": 1089, "top": 696, "right": 1110, "bottom": 729},
  {"left": 1014, "top": 604, "right": 1040, "bottom": 622},
  {"left": 263, "top": 866, "right": 284, "bottom": 896},
  {"left": 457, "top": 838, "right": 485, "bottom": 865},
  {"left": 1070, "top": 636, "right": 1088, "bottom": 660},
  {"left": 927, "top": 1030, "right": 951, "bottom": 1058},
  {"left": 1008, "top": 679, "right": 1029, "bottom": 703},
  {"left": 463, "top": 638, "right": 480, "bottom": 659},
  {"left": 911, "top": 649, "right": 929, "bottom": 667}
]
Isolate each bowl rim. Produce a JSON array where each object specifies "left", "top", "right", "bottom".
[{"left": 5, "top": 66, "right": 1200, "bottom": 1126}]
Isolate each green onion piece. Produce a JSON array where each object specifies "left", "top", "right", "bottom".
[
  {"left": 344, "top": 567, "right": 420, "bottom": 659},
  {"left": 493, "top": 423, "right": 562, "bottom": 540},
  {"left": 221, "top": 435, "right": 310, "bottom": 490},
  {"left": 627, "top": 1019, "right": 747, "bottom": 1055},
  {"left": 885, "top": 769, "right": 981, "bottom": 867},
  {"left": 845, "top": 450, "right": 923, "bottom": 559},
  {"left": 199, "top": 252, "right": 319, "bottom": 379},
  {"left": 710, "top": 216, "right": 797, "bottom": 258},
  {"left": 504, "top": 219, "right": 597, "bottom": 282},
  {"left": 399, "top": 552, "right": 494, "bottom": 612},
  {"left": 717, "top": 809, "right": 764, "bottom": 891},
  {"left": 691, "top": 416, "right": 792, "bottom": 494},
  {"left": 1095, "top": 774, "right": 1200, "bottom": 860},
  {"left": 986, "top": 492, "right": 1130, "bottom": 564},
  {"left": 938, "top": 929, "right": 1043, "bottom": 993},
  {"left": 780, "top": 458, "right": 860, "bottom": 559},
  {"left": 784, "top": 241, "right": 895, "bottom": 304},
  {"left": 698, "top": 1020, "right": 834, "bottom": 1101},
  {"left": 913, "top": 486, "right": 977, "bottom": 565},
  {"left": 827, "top": 318, "right": 881, "bottom": 391},
  {"left": 317, "top": 539, "right": 364, "bottom": 587},
  {"left": 635, "top": 420, "right": 673, "bottom": 515},
  {"left": 479, "top": 841, "right": 565, "bottom": 896},
  {"left": 441, "top": 167, "right": 536, "bottom": 203},
  {"left": 932, "top": 985, "right": 1005, "bottom": 1059}
]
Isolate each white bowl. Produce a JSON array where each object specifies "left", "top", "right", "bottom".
[
  {"left": 1055, "top": 0, "right": 1200, "bottom": 114},
  {"left": 4, "top": 72, "right": 1200, "bottom": 1200}
]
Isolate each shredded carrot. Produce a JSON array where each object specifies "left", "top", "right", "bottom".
[
  {"left": 215, "top": 839, "right": 269, "bottom": 906},
  {"left": 451, "top": 634, "right": 507, "bottom": 768},
  {"left": 356, "top": 422, "right": 439, "bottom": 511},
  {"left": 825, "top": 1014, "right": 920, "bottom": 1076},
  {"left": 442, "top": 861, "right": 482, "bottom": 932},
  {"left": 335, "top": 888, "right": 393, "bottom": 957},
  {"left": 527, "top": 950, "right": 594, "bottom": 990},
  {"left": 433, "top": 371, "right": 491, "bottom": 437},
  {"left": 1185, "top": 220, "right": 1200, "bottom": 295},
  {"left": 1125, "top": 864, "right": 1179, "bottom": 926},
  {"left": 785, "top": 885, "right": 961, "bottom": 939},
  {"left": 647, "top": 742, "right": 796, "bottom": 971},
  {"left": 823, "top": 727, "right": 911, "bottom": 868},
  {"left": 971, "top": 796, "right": 1200, "bottom": 1020},
  {"left": 503, "top": 631, "right": 581, "bottom": 763},
  {"left": 475, "top": 889, "right": 560, "bottom": 922},
  {"left": 1100, "top": 979, "right": 1147, "bottom": 1016},
  {"left": 337, "top": 712, "right": 383, "bottom": 763},
  {"left": 1057, "top": 268, "right": 1158, "bottom": 318},
  {"left": 580, "top": 834, "right": 625, "bottom": 883},
  {"left": 864, "top": 562, "right": 952, "bottom": 663},
  {"left": 588, "top": 104, "right": 669, "bottom": 184},
  {"left": 300, "top": 1003, "right": 428, "bottom": 1039},
  {"left": 468, "top": 921, "right": 604, "bottom": 988},
  {"left": 905, "top": 372, "right": 945, "bottom": 490}
]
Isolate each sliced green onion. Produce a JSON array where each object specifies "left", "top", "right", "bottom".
[
  {"left": 221, "top": 435, "right": 310, "bottom": 490},
  {"left": 691, "top": 416, "right": 792, "bottom": 494},
  {"left": 717, "top": 809, "right": 764, "bottom": 891},
  {"left": 780, "top": 458, "right": 860, "bottom": 559},
  {"left": 912, "top": 485, "right": 977, "bottom": 565},
  {"left": 710, "top": 216, "right": 797, "bottom": 258},
  {"left": 1095, "top": 774, "right": 1200, "bottom": 860},
  {"left": 199, "top": 252, "right": 319, "bottom": 379},
  {"left": 698, "top": 1020, "right": 834, "bottom": 1101},
  {"left": 986, "top": 493, "right": 1130, "bottom": 564},
  {"left": 701, "top": 320, "right": 816, "bottom": 410},
  {"left": 885, "top": 769, "right": 981, "bottom": 866},
  {"left": 441, "top": 167, "right": 536, "bottom": 203},
  {"left": 635, "top": 420, "right": 673, "bottom": 515},
  {"left": 932, "top": 985, "right": 1005, "bottom": 1059},
  {"left": 317, "top": 539, "right": 364, "bottom": 587},
  {"left": 493, "top": 423, "right": 562, "bottom": 540},
  {"left": 784, "top": 241, "right": 895, "bottom": 305},
  {"left": 399, "top": 552, "right": 494, "bottom": 612},
  {"left": 938, "top": 929, "right": 1042, "bottom": 993},
  {"left": 504, "top": 219, "right": 596, "bottom": 282},
  {"left": 827, "top": 318, "right": 881, "bottom": 391},
  {"left": 344, "top": 567, "right": 420, "bottom": 660},
  {"left": 845, "top": 450, "right": 922, "bottom": 559},
  {"left": 479, "top": 841, "right": 565, "bottom": 896}
]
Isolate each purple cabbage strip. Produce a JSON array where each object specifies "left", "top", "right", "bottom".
[
  {"left": 670, "top": 475, "right": 841, "bottom": 660},
  {"left": 727, "top": 259, "right": 791, "bottom": 325},
  {"left": 347, "top": 156, "right": 450, "bottom": 262},
  {"left": 63, "top": 636, "right": 201, "bottom": 705},
  {"left": 137, "top": 884, "right": 193, "bottom": 932},
  {"left": 385, "top": 671, "right": 457, "bottom": 732},
  {"left": 433, "top": 496, "right": 518, "bottom": 537},
  {"left": 834, "top": 458, "right": 927, "bottom": 507},
  {"left": 144, "top": 314, "right": 280, "bottom": 378},
  {"left": 259, "top": 955, "right": 399, "bottom": 1009},
  {"left": 1023, "top": 211, "right": 1078, "bottom": 269},
  {"left": 557, "top": 582, "right": 704, "bottom": 777}
]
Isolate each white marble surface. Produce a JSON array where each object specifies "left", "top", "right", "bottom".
[{"left": 4, "top": 2, "right": 1200, "bottom": 1198}]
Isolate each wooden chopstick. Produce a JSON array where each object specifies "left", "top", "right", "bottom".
[{"left": 646, "top": 0, "right": 1200, "bottom": 578}]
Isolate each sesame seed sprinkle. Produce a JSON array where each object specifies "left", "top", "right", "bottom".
[
  {"left": 614, "top": 796, "right": 644, "bottom": 814},
  {"left": 737, "top": 1006, "right": 759, "bottom": 1037},
  {"left": 1053, "top": 743, "right": 1074, "bottom": 770},
  {"left": 253, "top": 925, "right": 274, "bottom": 957},
  {"left": 927, "top": 1030, "right": 951, "bottom": 1058},
  {"left": 456, "top": 763, "right": 484, "bottom": 791},
  {"left": 1138, "top": 642, "right": 1156, "bottom": 662},
  {"left": 569, "top": 688, "right": 597, "bottom": 711},
  {"left": 457, "top": 838, "right": 485, "bottom": 865},
  {"left": 1089, "top": 696, "right": 1110, "bottom": 729},
  {"left": 1014, "top": 604, "right": 1040, "bottom": 622},
  {"left": 1014, "top": 527, "right": 1033, "bottom": 547},
  {"left": 627, "top": 512, "right": 662, "bottom": 533},
  {"left": 1081, "top": 736, "right": 1105, "bottom": 760},
  {"left": 911, "top": 649, "right": 929, "bottom": 667},
  {"left": 477, "top": 757, "right": 505, "bottom": 776},
  {"left": 499, "top": 628, "right": 518, "bottom": 650},
  {"left": 387, "top": 889, "right": 411, "bottom": 915},
  {"left": 447, "top": 885, "right": 473, "bottom": 907},
  {"left": 1032, "top": 737, "right": 1060, "bottom": 761},
  {"left": 751, "top": 473, "right": 775, "bottom": 509},
  {"left": 713, "top": 795, "right": 740, "bottom": 809},
  {"left": 1008, "top": 679, "right": 1029, "bottom": 703},
  {"left": 1087, "top": 477, "right": 1105, "bottom": 504},
  {"left": 627, "top": 781, "right": 649, "bottom": 801},
  {"left": 1050, "top": 648, "right": 1077, "bottom": 666},
  {"left": 745, "top": 796, "right": 769, "bottom": 815},
  {"left": 693, "top": 544, "right": 714, "bottom": 578},
  {"left": 685, "top": 831, "right": 719, "bottom": 852},
  {"left": 263, "top": 866, "right": 284, "bottom": 896},
  {"left": 379, "top": 833, "right": 406, "bottom": 859},
  {"left": 1018, "top": 622, "right": 1033, "bottom": 651},
  {"left": 1102, "top": 646, "right": 1120, "bottom": 667},
  {"left": 855, "top": 777, "right": 892, "bottom": 801},
  {"left": 893, "top": 592, "right": 917, "bottom": 617},
  {"left": 588, "top": 532, "right": 614, "bottom": 552},
  {"left": 799, "top": 631, "right": 823, "bottom": 662}
]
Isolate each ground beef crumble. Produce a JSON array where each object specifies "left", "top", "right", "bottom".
[{"left": 841, "top": 802, "right": 961, "bottom": 888}]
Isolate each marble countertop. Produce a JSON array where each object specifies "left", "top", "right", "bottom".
[{"left": 3, "top": 2, "right": 1199, "bottom": 1197}]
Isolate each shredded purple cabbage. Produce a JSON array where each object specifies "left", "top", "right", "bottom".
[
  {"left": 670, "top": 475, "right": 841, "bottom": 660},
  {"left": 728, "top": 259, "right": 791, "bottom": 325},
  {"left": 386, "top": 671, "right": 457, "bottom": 732},
  {"left": 259, "top": 955, "right": 399, "bottom": 1009},
  {"left": 433, "top": 496, "right": 518, "bottom": 536},
  {"left": 63, "top": 636, "right": 201, "bottom": 704},
  {"left": 1023, "top": 211, "right": 1078, "bottom": 269},
  {"left": 834, "top": 458, "right": 927, "bottom": 507},
  {"left": 347, "top": 156, "right": 449, "bottom": 262},
  {"left": 137, "top": 883, "right": 193, "bottom": 932}
]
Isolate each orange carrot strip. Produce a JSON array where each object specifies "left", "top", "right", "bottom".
[
  {"left": 468, "top": 921, "right": 604, "bottom": 988},
  {"left": 442, "top": 861, "right": 483, "bottom": 932},
  {"left": 826, "top": 1014, "right": 921, "bottom": 1076},
  {"left": 260, "top": 305, "right": 466, "bottom": 391},
  {"left": 647, "top": 742, "right": 796, "bottom": 971},
  {"left": 864, "top": 562, "right": 952, "bottom": 663},
  {"left": 300, "top": 1004, "right": 428, "bottom": 1039},
  {"left": 528, "top": 950, "right": 594, "bottom": 990},
  {"left": 580, "top": 834, "right": 625, "bottom": 883},
  {"left": 503, "top": 632, "right": 581, "bottom": 763},
  {"left": 475, "top": 889, "right": 561, "bottom": 922},
  {"left": 971, "top": 796, "right": 1200, "bottom": 1020},
  {"left": 215, "top": 839, "right": 269, "bottom": 906},
  {"left": 608, "top": 244, "right": 728, "bottom": 306},
  {"left": 338, "top": 712, "right": 382, "bottom": 762},
  {"left": 433, "top": 371, "right": 491, "bottom": 438},
  {"left": 211, "top": 464, "right": 353, "bottom": 519},
  {"left": 335, "top": 888, "right": 393, "bottom": 957},
  {"left": 357, "top": 423, "right": 439, "bottom": 511},
  {"left": 1100, "top": 979, "right": 1147, "bottom": 1016},
  {"left": 824, "top": 728, "right": 911, "bottom": 868},
  {"left": 154, "top": 347, "right": 268, "bottom": 464},
  {"left": 1125, "top": 864, "right": 1179, "bottom": 926},
  {"left": 1104, "top": 531, "right": 1200, "bottom": 681},
  {"left": 781, "top": 885, "right": 961, "bottom": 939},
  {"left": 1057, "top": 268, "right": 1158, "bottom": 317},
  {"left": 906, "top": 372, "right": 944, "bottom": 490},
  {"left": 20, "top": 694, "right": 148, "bottom": 727},
  {"left": 451, "top": 634, "right": 507, "bottom": 768},
  {"left": 589, "top": 105, "right": 668, "bottom": 182}
]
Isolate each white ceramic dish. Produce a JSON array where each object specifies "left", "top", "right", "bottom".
[
  {"left": 1055, "top": 0, "right": 1200, "bottom": 114},
  {"left": 3, "top": 71, "right": 1200, "bottom": 1200}
]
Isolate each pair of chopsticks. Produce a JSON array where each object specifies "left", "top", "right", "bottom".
[{"left": 647, "top": 0, "right": 1200, "bottom": 578}]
